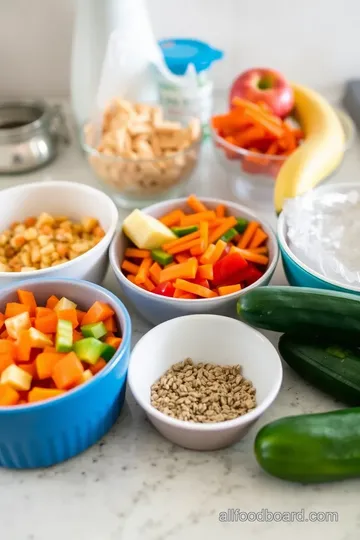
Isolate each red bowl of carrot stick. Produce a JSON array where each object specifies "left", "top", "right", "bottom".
[{"left": 110, "top": 195, "right": 279, "bottom": 325}]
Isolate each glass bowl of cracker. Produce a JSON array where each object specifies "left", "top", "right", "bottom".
[{"left": 81, "top": 99, "right": 202, "bottom": 208}]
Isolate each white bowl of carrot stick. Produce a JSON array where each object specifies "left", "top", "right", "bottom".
[{"left": 110, "top": 195, "right": 278, "bottom": 325}]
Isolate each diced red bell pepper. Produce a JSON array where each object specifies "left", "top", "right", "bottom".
[
  {"left": 213, "top": 253, "right": 248, "bottom": 286},
  {"left": 153, "top": 282, "right": 175, "bottom": 298},
  {"left": 244, "top": 263, "right": 264, "bottom": 286}
]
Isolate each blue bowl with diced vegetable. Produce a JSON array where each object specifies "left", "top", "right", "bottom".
[{"left": 0, "top": 278, "right": 131, "bottom": 469}]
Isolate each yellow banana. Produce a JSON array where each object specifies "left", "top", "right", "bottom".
[{"left": 274, "top": 83, "right": 345, "bottom": 214}]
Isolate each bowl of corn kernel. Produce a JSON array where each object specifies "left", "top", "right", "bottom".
[
  {"left": 0, "top": 180, "right": 118, "bottom": 285},
  {"left": 81, "top": 98, "right": 202, "bottom": 209}
]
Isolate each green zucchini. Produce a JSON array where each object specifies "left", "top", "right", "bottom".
[
  {"left": 279, "top": 335, "right": 360, "bottom": 405},
  {"left": 237, "top": 286, "right": 360, "bottom": 342},
  {"left": 255, "top": 408, "right": 360, "bottom": 483}
]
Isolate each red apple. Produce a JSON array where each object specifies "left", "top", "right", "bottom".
[{"left": 229, "top": 68, "right": 294, "bottom": 118}]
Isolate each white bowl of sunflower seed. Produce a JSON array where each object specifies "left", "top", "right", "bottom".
[{"left": 128, "top": 313, "right": 282, "bottom": 451}]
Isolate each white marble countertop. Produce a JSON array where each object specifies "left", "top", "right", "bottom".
[{"left": 1, "top": 102, "right": 360, "bottom": 540}]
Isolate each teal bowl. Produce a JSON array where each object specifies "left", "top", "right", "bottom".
[{"left": 277, "top": 211, "right": 360, "bottom": 295}]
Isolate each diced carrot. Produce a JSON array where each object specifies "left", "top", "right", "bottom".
[
  {"left": 16, "top": 330, "right": 32, "bottom": 362},
  {"left": 0, "top": 354, "right": 14, "bottom": 374},
  {"left": 0, "top": 384, "right": 19, "bottom": 406},
  {"left": 35, "top": 307, "right": 53, "bottom": 318},
  {"left": 81, "top": 302, "right": 115, "bottom": 326},
  {"left": 18, "top": 362, "right": 37, "bottom": 379},
  {"left": 73, "top": 329, "right": 83, "bottom": 342},
  {"left": 76, "top": 310, "right": 86, "bottom": 324},
  {"left": 90, "top": 358, "right": 107, "bottom": 375},
  {"left": 159, "top": 258, "right": 198, "bottom": 283},
  {"left": 159, "top": 209, "right": 184, "bottom": 227},
  {"left": 5, "top": 303, "right": 30, "bottom": 319},
  {"left": 208, "top": 216, "right": 238, "bottom": 244},
  {"left": 238, "top": 221, "right": 259, "bottom": 249},
  {"left": 104, "top": 316, "right": 117, "bottom": 333},
  {"left": 187, "top": 194, "right": 207, "bottom": 213},
  {"left": 105, "top": 336, "right": 122, "bottom": 349},
  {"left": 200, "top": 244, "right": 216, "bottom": 264},
  {"left": 44, "top": 346, "right": 56, "bottom": 353},
  {"left": 17, "top": 290, "right": 37, "bottom": 316},
  {"left": 249, "top": 228, "right": 268, "bottom": 248},
  {"left": 46, "top": 295, "right": 59, "bottom": 310},
  {"left": 203, "top": 240, "right": 227, "bottom": 264},
  {"left": 124, "top": 248, "right": 151, "bottom": 259},
  {"left": 167, "top": 238, "right": 201, "bottom": 255},
  {"left": 230, "top": 246, "right": 269, "bottom": 265},
  {"left": 218, "top": 284, "right": 242, "bottom": 296},
  {"left": 135, "top": 258, "right": 152, "bottom": 285},
  {"left": 0, "top": 340, "right": 15, "bottom": 356},
  {"left": 28, "top": 387, "right": 65, "bottom": 403},
  {"left": 121, "top": 260, "right": 140, "bottom": 275},
  {"left": 35, "top": 311, "right": 58, "bottom": 334},
  {"left": 199, "top": 221, "right": 209, "bottom": 252},
  {"left": 174, "top": 279, "right": 217, "bottom": 298},
  {"left": 215, "top": 204, "right": 226, "bottom": 218},
  {"left": 149, "top": 262, "right": 161, "bottom": 285},
  {"left": 52, "top": 352, "right": 84, "bottom": 390},
  {"left": 180, "top": 211, "right": 216, "bottom": 226},
  {"left": 162, "top": 230, "right": 200, "bottom": 252},
  {"left": 197, "top": 264, "right": 214, "bottom": 280},
  {"left": 57, "top": 309, "right": 78, "bottom": 329},
  {"left": 36, "top": 352, "right": 65, "bottom": 380},
  {"left": 175, "top": 254, "right": 190, "bottom": 264}
]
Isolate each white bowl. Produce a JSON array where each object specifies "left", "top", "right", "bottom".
[
  {"left": 0, "top": 180, "right": 118, "bottom": 285},
  {"left": 128, "top": 314, "right": 283, "bottom": 451},
  {"left": 110, "top": 197, "right": 278, "bottom": 325}
]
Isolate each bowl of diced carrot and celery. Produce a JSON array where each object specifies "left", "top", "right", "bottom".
[
  {"left": 110, "top": 194, "right": 278, "bottom": 325},
  {"left": 0, "top": 278, "right": 131, "bottom": 469}
]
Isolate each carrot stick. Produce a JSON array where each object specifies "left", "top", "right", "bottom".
[
  {"left": 238, "top": 221, "right": 259, "bottom": 249},
  {"left": 159, "top": 258, "right": 198, "bottom": 283},
  {"left": 149, "top": 262, "right": 161, "bottom": 285},
  {"left": 190, "top": 245, "right": 204, "bottom": 256},
  {"left": 143, "top": 277, "right": 155, "bottom": 291},
  {"left": 135, "top": 258, "right": 152, "bottom": 284},
  {"left": 215, "top": 204, "right": 226, "bottom": 218},
  {"left": 124, "top": 248, "right": 151, "bottom": 259},
  {"left": 159, "top": 209, "right": 184, "bottom": 227},
  {"left": 199, "top": 221, "right": 209, "bottom": 252},
  {"left": 266, "top": 141, "right": 279, "bottom": 155},
  {"left": 197, "top": 264, "right": 214, "bottom": 280},
  {"left": 180, "top": 211, "right": 216, "bottom": 226},
  {"left": 174, "top": 279, "right": 217, "bottom": 298},
  {"left": 174, "top": 289, "right": 197, "bottom": 299},
  {"left": 230, "top": 246, "right": 269, "bottom": 265},
  {"left": 203, "top": 240, "right": 227, "bottom": 264},
  {"left": 249, "top": 228, "right": 268, "bottom": 248},
  {"left": 244, "top": 108, "right": 284, "bottom": 138},
  {"left": 234, "top": 126, "right": 266, "bottom": 148},
  {"left": 175, "top": 254, "right": 190, "bottom": 263},
  {"left": 127, "top": 275, "right": 146, "bottom": 289},
  {"left": 209, "top": 216, "right": 238, "bottom": 244},
  {"left": 218, "top": 284, "right": 242, "bottom": 296},
  {"left": 199, "top": 244, "right": 216, "bottom": 264},
  {"left": 251, "top": 246, "right": 268, "bottom": 254},
  {"left": 167, "top": 238, "right": 201, "bottom": 255},
  {"left": 121, "top": 260, "right": 140, "bottom": 275},
  {"left": 162, "top": 230, "right": 200, "bottom": 252},
  {"left": 187, "top": 194, "right": 207, "bottom": 213}
]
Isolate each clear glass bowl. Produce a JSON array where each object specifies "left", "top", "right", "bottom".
[
  {"left": 81, "top": 124, "right": 202, "bottom": 209},
  {"left": 210, "top": 108, "right": 354, "bottom": 207}
]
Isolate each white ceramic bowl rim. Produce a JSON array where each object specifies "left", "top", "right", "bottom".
[
  {"left": 110, "top": 197, "right": 279, "bottom": 305},
  {"left": 128, "top": 314, "right": 283, "bottom": 431},
  {"left": 0, "top": 180, "right": 119, "bottom": 278},
  {"left": 0, "top": 278, "right": 131, "bottom": 413},
  {"left": 278, "top": 181, "right": 360, "bottom": 292}
]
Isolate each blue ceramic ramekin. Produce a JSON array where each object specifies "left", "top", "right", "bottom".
[
  {"left": 278, "top": 212, "right": 360, "bottom": 295},
  {"left": 0, "top": 279, "right": 131, "bottom": 469}
]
